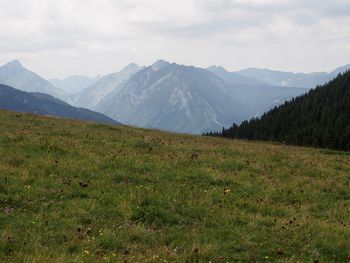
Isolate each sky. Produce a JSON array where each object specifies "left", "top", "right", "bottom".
[{"left": 0, "top": 0, "right": 350, "bottom": 79}]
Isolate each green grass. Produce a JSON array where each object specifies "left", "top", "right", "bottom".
[{"left": 0, "top": 110, "right": 349, "bottom": 262}]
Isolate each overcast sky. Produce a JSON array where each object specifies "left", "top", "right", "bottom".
[{"left": 0, "top": 0, "right": 349, "bottom": 78}]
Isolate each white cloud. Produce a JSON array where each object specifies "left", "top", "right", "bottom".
[{"left": 0, "top": 0, "right": 349, "bottom": 78}]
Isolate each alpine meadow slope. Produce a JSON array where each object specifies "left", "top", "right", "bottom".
[{"left": 0, "top": 110, "right": 349, "bottom": 262}]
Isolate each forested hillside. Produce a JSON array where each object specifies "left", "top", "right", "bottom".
[{"left": 207, "top": 71, "right": 350, "bottom": 151}]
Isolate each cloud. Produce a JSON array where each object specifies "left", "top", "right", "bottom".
[{"left": 0, "top": 0, "right": 349, "bottom": 77}]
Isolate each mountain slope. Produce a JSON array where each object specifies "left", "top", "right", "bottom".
[
  {"left": 49, "top": 75, "right": 100, "bottom": 94},
  {"left": 95, "top": 62, "right": 245, "bottom": 134},
  {"left": 0, "top": 60, "right": 67, "bottom": 100},
  {"left": 0, "top": 84, "right": 119, "bottom": 124},
  {"left": 211, "top": 71, "right": 350, "bottom": 150},
  {"left": 73, "top": 63, "right": 142, "bottom": 108}
]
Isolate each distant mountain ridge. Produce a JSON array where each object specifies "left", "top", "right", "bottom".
[
  {"left": 0, "top": 84, "right": 119, "bottom": 124},
  {"left": 235, "top": 65, "right": 350, "bottom": 89}
]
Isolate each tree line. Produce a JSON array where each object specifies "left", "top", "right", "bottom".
[{"left": 205, "top": 71, "right": 350, "bottom": 151}]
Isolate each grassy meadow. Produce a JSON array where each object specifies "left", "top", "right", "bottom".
[{"left": 0, "top": 110, "right": 349, "bottom": 262}]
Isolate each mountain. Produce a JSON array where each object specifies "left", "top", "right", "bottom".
[
  {"left": 0, "top": 60, "right": 67, "bottom": 100},
  {"left": 73, "top": 63, "right": 143, "bottom": 108},
  {"left": 92, "top": 61, "right": 311, "bottom": 134},
  {"left": 49, "top": 75, "right": 100, "bottom": 94},
  {"left": 209, "top": 71, "right": 350, "bottom": 151},
  {"left": 236, "top": 65, "right": 350, "bottom": 89},
  {"left": 95, "top": 62, "right": 245, "bottom": 134},
  {"left": 0, "top": 84, "right": 119, "bottom": 124}
]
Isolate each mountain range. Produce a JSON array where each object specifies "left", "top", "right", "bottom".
[{"left": 0, "top": 59, "right": 349, "bottom": 133}]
